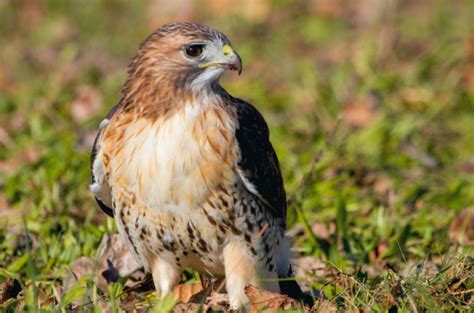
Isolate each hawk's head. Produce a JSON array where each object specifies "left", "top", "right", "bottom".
[{"left": 125, "top": 22, "right": 242, "bottom": 97}]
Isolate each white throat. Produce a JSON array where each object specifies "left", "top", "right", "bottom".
[{"left": 189, "top": 67, "right": 225, "bottom": 91}]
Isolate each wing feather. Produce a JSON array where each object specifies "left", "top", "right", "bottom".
[
  {"left": 232, "top": 98, "right": 287, "bottom": 221},
  {"left": 90, "top": 105, "right": 118, "bottom": 217}
]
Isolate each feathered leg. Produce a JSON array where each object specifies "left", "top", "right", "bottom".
[
  {"left": 150, "top": 255, "right": 180, "bottom": 298},
  {"left": 223, "top": 240, "right": 257, "bottom": 309}
]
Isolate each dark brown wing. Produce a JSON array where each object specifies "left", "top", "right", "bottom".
[
  {"left": 90, "top": 105, "right": 118, "bottom": 217},
  {"left": 232, "top": 97, "right": 287, "bottom": 221}
]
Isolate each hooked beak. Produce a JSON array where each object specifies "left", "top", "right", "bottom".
[
  {"left": 222, "top": 44, "right": 242, "bottom": 75},
  {"left": 199, "top": 44, "right": 243, "bottom": 75}
]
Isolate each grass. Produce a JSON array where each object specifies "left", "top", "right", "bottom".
[{"left": 0, "top": 0, "right": 473, "bottom": 312}]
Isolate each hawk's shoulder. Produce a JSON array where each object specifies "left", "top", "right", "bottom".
[{"left": 229, "top": 97, "right": 287, "bottom": 221}]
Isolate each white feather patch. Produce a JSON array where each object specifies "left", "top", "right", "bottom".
[
  {"left": 91, "top": 142, "right": 113, "bottom": 207},
  {"left": 237, "top": 168, "right": 260, "bottom": 196},
  {"left": 99, "top": 118, "right": 109, "bottom": 129},
  {"left": 190, "top": 67, "right": 225, "bottom": 91}
]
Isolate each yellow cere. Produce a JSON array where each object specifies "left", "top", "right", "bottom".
[{"left": 223, "top": 44, "right": 234, "bottom": 57}]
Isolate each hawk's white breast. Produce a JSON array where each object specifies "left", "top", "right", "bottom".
[{"left": 105, "top": 100, "right": 236, "bottom": 216}]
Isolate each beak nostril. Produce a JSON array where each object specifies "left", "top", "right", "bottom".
[{"left": 223, "top": 45, "right": 233, "bottom": 57}]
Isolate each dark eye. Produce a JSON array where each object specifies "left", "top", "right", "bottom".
[{"left": 185, "top": 44, "right": 205, "bottom": 58}]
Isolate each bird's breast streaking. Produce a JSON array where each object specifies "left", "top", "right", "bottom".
[{"left": 102, "top": 99, "right": 237, "bottom": 216}]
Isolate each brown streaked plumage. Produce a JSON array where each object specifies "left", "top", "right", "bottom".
[{"left": 90, "top": 22, "right": 310, "bottom": 309}]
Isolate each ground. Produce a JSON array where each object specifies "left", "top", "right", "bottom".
[{"left": 0, "top": 0, "right": 473, "bottom": 312}]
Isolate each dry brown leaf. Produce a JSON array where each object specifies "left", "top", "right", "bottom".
[
  {"left": 208, "top": 0, "right": 270, "bottom": 22},
  {"left": 313, "top": 299, "right": 337, "bottom": 312},
  {"left": 63, "top": 257, "right": 96, "bottom": 291},
  {"left": 96, "top": 300, "right": 113, "bottom": 313},
  {"left": 368, "top": 242, "right": 389, "bottom": 271},
  {"left": 341, "top": 100, "right": 377, "bottom": 128},
  {"left": 460, "top": 64, "right": 474, "bottom": 91},
  {"left": 96, "top": 234, "right": 143, "bottom": 291},
  {"left": 63, "top": 234, "right": 143, "bottom": 299},
  {"left": 311, "top": 222, "right": 335, "bottom": 240},
  {"left": 1, "top": 278, "right": 22, "bottom": 302},
  {"left": 62, "top": 257, "right": 96, "bottom": 308},
  {"left": 206, "top": 291, "right": 228, "bottom": 307},
  {"left": 293, "top": 256, "right": 327, "bottom": 284},
  {"left": 244, "top": 284, "right": 305, "bottom": 313},
  {"left": 147, "top": 0, "right": 196, "bottom": 29},
  {"left": 372, "top": 174, "right": 393, "bottom": 196},
  {"left": 19, "top": 0, "right": 43, "bottom": 29},
  {"left": 309, "top": 0, "right": 346, "bottom": 18},
  {"left": 173, "top": 303, "right": 208, "bottom": 313},
  {"left": 460, "top": 37, "right": 474, "bottom": 90},
  {"left": 173, "top": 282, "right": 204, "bottom": 304},
  {"left": 0, "top": 195, "right": 9, "bottom": 211},
  {"left": 449, "top": 207, "right": 474, "bottom": 246},
  {"left": 309, "top": 0, "right": 389, "bottom": 25},
  {"left": 70, "top": 85, "right": 102, "bottom": 123}
]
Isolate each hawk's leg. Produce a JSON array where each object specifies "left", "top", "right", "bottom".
[
  {"left": 150, "top": 255, "right": 180, "bottom": 298},
  {"left": 223, "top": 240, "right": 257, "bottom": 309}
]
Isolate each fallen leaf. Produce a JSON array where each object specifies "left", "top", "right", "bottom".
[
  {"left": 368, "top": 242, "right": 389, "bottom": 270},
  {"left": 309, "top": 0, "right": 346, "bottom": 18},
  {"left": 0, "top": 195, "right": 9, "bottom": 211},
  {"left": 449, "top": 207, "right": 474, "bottom": 246},
  {"left": 96, "top": 234, "right": 144, "bottom": 291},
  {"left": 372, "top": 175, "right": 392, "bottom": 196},
  {"left": 460, "top": 65, "right": 474, "bottom": 91},
  {"left": 341, "top": 100, "right": 377, "bottom": 128},
  {"left": 460, "top": 37, "right": 474, "bottom": 90},
  {"left": 62, "top": 257, "right": 96, "bottom": 309},
  {"left": 206, "top": 291, "right": 228, "bottom": 307},
  {"left": 63, "top": 257, "right": 96, "bottom": 292},
  {"left": 244, "top": 284, "right": 306, "bottom": 313},
  {"left": 19, "top": 0, "right": 43, "bottom": 29},
  {"left": 173, "top": 282, "right": 204, "bottom": 304},
  {"left": 172, "top": 303, "right": 208, "bottom": 313},
  {"left": 63, "top": 234, "right": 143, "bottom": 301},
  {"left": 208, "top": 0, "right": 270, "bottom": 22},
  {"left": 70, "top": 85, "right": 102, "bottom": 123},
  {"left": 313, "top": 299, "right": 337, "bottom": 312},
  {"left": 1, "top": 278, "right": 22, "bottom": 302},
  {"left": 311, "top": 222, "right": 335, "bottom": 240},
  {"left": 293, "top": 256, "right": 327, "bottom": 283},
  {"left": 147, "top": 0, "right": 196, "bottom": 29}
]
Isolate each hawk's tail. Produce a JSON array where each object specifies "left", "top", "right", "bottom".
[
  {"left": 278, "top": 265, "right": 315, "bottom": 306},
  {"left": 276, "top": 237, "right": 315, "bottom": 307}
]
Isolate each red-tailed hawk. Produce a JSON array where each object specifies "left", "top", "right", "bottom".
[{"left": 90, "top": 22, "right": 308, "bottom": 308}]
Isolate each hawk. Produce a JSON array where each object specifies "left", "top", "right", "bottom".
[{"left": 90, "top": 22, "right": 308, "bottom": 308}]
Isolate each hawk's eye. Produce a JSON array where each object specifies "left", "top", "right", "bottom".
[{"left": 185, "top": 44, "right": 205, "bottom": 58}]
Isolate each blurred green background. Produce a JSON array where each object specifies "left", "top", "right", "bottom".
[{"left": 0, "top": 0, "right": 473, "bottom": 311}]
